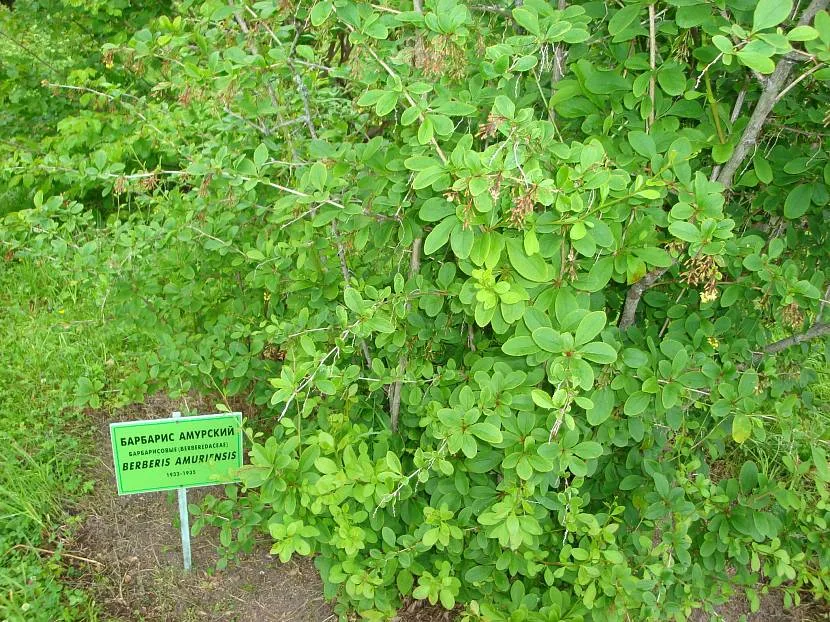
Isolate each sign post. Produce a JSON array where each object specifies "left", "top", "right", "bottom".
[
  {"left": 172, "top": 411, "right": 192, "bottom": 571},
  {"left": 109, "top": 411, "right": 243, "bottom": 571}
]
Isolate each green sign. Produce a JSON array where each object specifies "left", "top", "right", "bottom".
[{"left": 110, "top": 412, "right": 243, "bottom": 495}]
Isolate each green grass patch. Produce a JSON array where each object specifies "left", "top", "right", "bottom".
[{"left": 0, "top": 258, "right": 145, "bottom": 621}]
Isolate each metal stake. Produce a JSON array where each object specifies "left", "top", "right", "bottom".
[{"left": 172, "top": 411, "right": 192, "bottom": 571}]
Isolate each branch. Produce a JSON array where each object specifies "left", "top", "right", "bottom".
[
  {"left": 618, "top": 266, "right": 670, "bottom": 330},
  {"left": 550, "top": 0, "right": 568, "bottom": 118},
  {"left": 390, "top": 237, "right": 422, "bottom": 432},
  {"left": 759, "top": 322, "right": 830, "bottom": 356},
  {"left": 347, "top": 26, "right": 448, "bottom": 165},
  {"left": 332, "top": 221, "right": 373, "bottom": 368},
  {"left": 620, "top": 0, "right": 828, "bottom": 331},
  {"left": 647, "top": 3, "right": 656, "bottom": 131},
  {"left": 715, "top": 0, "right": 829, "bottom": 189}
]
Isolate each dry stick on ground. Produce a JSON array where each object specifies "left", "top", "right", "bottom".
[{"left": 619, "top": 0, "right": 829, "bottom": 330}]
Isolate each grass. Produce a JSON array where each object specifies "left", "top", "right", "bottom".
[{"left": 0, "top": 257, "right": 145, "bottom": 621}]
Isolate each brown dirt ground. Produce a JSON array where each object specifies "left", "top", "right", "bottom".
[
  {"left": 61, "top": 394, "right": 828, "bottom": 621},
  {"left": 690, "top": 590, "right": 830, "bottom": 621},
  {"left": 67, "top": 394, "right": 334, "bottom": 622}
]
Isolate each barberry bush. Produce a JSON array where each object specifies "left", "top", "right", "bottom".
[{"left": 3, "top": 0, "right": 830, "bottom": 619}]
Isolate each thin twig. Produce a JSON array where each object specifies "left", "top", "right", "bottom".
[
  {"left": 647, "top": 3, "right": 656, "bottom": 131},
  {"left": 348, "top": 28, "right": 448, "bottom": 165},
  {"left": 774, "top": 62, "right": 825, "bottom": 104},
  {"left": 12, "top": 544, "right": 103, "bottom": 566},
  {"left": 389, "top": 237, "right": 422, "bottom": 432},
  {"left": 716, "top": 0, "right": 829, "bottom": 189},
  {"left": 279, "top": 346, "right": 340, "bottom": 419}
]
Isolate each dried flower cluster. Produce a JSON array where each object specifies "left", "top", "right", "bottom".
[
  {"left": 139, "top": 174, "right": 158, "bottom": 192},
  {"left": 113, "top": 176, "right": 128, "bottom": 196},
  {"left": 781, "top": 302, "right": 804, "bottom": 330},
  {"left": 509, "top": 189, "right": 535, "bottom": 227},
  {"left": 475, "top": 113, "right": 506, "bottom": 141},
  {"left": 682, "top": 254, "right": 721, "bottom": 303},
  {"left": 412, "top": 35, "right": 465, "bottom": 79}
]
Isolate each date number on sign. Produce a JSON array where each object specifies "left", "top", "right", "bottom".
[{"left": 166, "top": 470, "right": 196, "bottom": 478}]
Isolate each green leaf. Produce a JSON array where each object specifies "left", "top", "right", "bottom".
[
  {"left": 812, "top": 446, "right": 830, "bottom": 482},
  {"left": 413, "top": 166, "right": 446, "bottom": 190},
  {"left": 668, "top": 221, "right": 701, "bottom": 243},
  {"left": 657, "top": 63, "right": 686, "bottom": 96},
  {"left": 609, "top": 4, "right": 641, "bottom": 36},
  {"left": 579, "top": 342, "right": 618, "bottom": 364},
  {"left": 587, "top": 388, "right": 614, "bottom": 426},
  {"left": 512, "top": 7, "right": 540, "bottom": 35},
  {"left": 450, "top": 224, "right": 474, "bottom": 259},
  {"left": 356, "top": 89, "right": 385, "bottom": 107},
  {"left": 740, "top": 460, "right": 759, "bottom": 492},
  {"left": 397, "top": 569, "right": 414, "bottom": 594},
  {"left": 712, "top": 142, "right": 733, "bottom": 164},
  {"left": 624, "top": 392, "right": 650, "bottom": 417},
  {"left": 661, "top": 382, "right": 682, "bottom": 409},
  {"left": 506, "top": 237, "right": 549, "bottom": 282},
  {"left": 419, "top": 198, "right": 454, "bottom": 222},
  {"left": 344, "top": 287, "right": 363, "bottom": 313},
  {"left": 502, "top": 335, "right": 540, "bottom": 356},
  {"left": 309, "top": 161, "right": 327, "bottom": 191},
  {"left": 753, "top": 154, "right": 773, "bottom": 184},
  {"left": 493, "top": 95, "right": 515, "bottom": 119},
  {"left": 470, "top": 422, "right": 503, "bottom": 444},
  {"left": 575, "top": 311, "right": 606, "bottom": 346},
  {"left": 531, "top": 388, "right": 556, "bottom": 409},
  {"left": 732, "top": 413, "right": 752, "bottom": 443},
  {"left": 532, "top": 327, "right": 563, "bottom": 353},
  {"left": 253, "top": 143, "right": 268, "bottom": 168},
  {"left": 433, "top": 101, "right": 477, "bottom": 116},
  {"left": 753, "top": 0, "right": 793, "bottom": 31},
  {"left": 315, "top": 457, "right": 339, "bottom": 474},
  {"left": 424, "top": 216, "right": 457, "bottom": 255},
  {"left": 784, "top": 184, "right": 813, "bottom": 219},
  {"left": 310, "top": 0, "right": 333, "bottom": 26},
  {"left": 736, "top": 50, "right": 776, "bottom": 74},
  {"left": 572, "top": 441, "right": 603, "bottom": 460},
  {"left": 418, "top": 117, "right": 434, "bottom": 145},
  {"left": 633, "top": 247, "right": 673, "bottom": 268},
  {"left": 628, "top": 131, "right": 656, "bottom": 158},
  {"left": 711, "top": 35, "right": 734, "bottom": 54},
  {"left": 375, "top": 91, "right": 399, "bottom": 116},
  {"left": 787, "top": 25, "right": 819, "bottom": 41},
  {"left": 439, "top": 589, "right": 455, "bottom": 610}
]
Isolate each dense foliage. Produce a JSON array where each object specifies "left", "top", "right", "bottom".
[{"left": 3, "top": 0, "right": 830, "bottom": 619}]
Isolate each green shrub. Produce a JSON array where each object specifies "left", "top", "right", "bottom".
[{"left": 3, "top": 0, "right": 830, "bottom": 619}]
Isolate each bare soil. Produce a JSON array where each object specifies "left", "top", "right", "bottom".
[
  {"left": 68, "top": 394, "right": 334, "bottom": 622},
  {"left": 690, "top": 590, "right": 830, "bottom": 621}
]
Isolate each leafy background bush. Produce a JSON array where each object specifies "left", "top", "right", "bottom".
[{"left": 2, "top": 0, "right": 830, "bottom": 619}]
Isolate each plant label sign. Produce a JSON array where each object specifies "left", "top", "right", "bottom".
[{"left": 110, "top": 412, "right": 243, "bottom": 495}]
